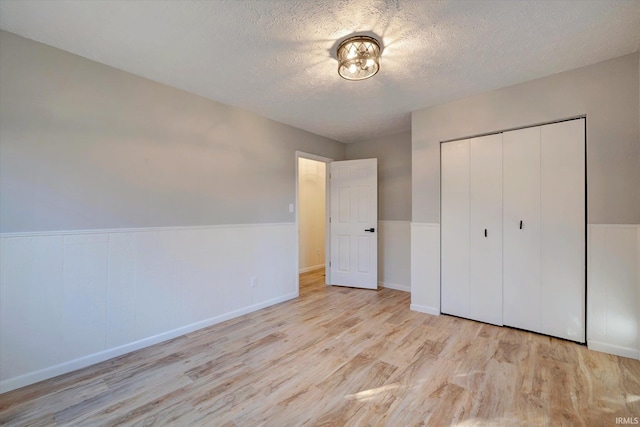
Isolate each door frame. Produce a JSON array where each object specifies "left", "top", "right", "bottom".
[{"left": 295, "top": 151, "right": 333, "bottom": 294}]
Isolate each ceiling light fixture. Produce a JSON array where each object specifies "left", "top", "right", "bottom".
[{"left": 337, "top": 36, "right": 381, "bottom": 81}]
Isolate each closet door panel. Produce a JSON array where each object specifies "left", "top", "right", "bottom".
[
  {"left": 503, "top": 127, "right": 541, "bottom": 332},
  {"left": 441, "top": 140, "right": 470, "bottom": 318},
  {"left": 469, "top": 134, "right": 503, "bottom": 326},
  {"left": 540, "top": 119, "right": 585, "bottom": 342}
]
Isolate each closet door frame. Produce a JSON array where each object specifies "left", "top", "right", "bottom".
[{"left": 439, "top": 116, "right": 587, "bottom": 342}]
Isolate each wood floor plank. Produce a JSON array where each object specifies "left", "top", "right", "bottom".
[{"left": 1, "top": 269, "right": 638, "bottom": 426}]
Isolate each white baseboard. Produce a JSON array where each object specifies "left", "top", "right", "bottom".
[
  {"left": 410, "top": 304, "right": 440, "bottom": 316},
  {"left": 0, "top": 292, "right": 297, "bottom": 393},
  {"left": 380, "top": 282, "right": 410, "bottom": 292},
  {"left": 299, "top": 264, "right": 325, "bottom": 274},
  {"left": 588, "top": 340, "right": 640, "bottom": 361}
]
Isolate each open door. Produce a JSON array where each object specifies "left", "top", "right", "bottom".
[{"left": 328, "top": 158, "right": 378, "bottom": 289}]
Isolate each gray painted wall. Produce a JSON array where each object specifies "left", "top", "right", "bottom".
[
  {"left": 0, "top": 31, "right": 346, "bottom": 233},
  {"left": 345, "top": 130, "right": 412, "bottom": 221},
  {"left": 412, "top": 53, "right": 640, "bottom": 224}
]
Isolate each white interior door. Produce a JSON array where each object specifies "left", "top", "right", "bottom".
[
  {"left": 503, "top": 126, "right": 542, "bottom": 332},
  {"left": 469, "top": 134, "right": 503, "bottom": 326},
  {"left": 540, "top": 119, "right": 585, "bottom": 342},
  {"left": 328, "top": 159, "right": 378, "bottom": 289},
  {"left": 441, "top": 140, "right": 471, "bottom": 318}
]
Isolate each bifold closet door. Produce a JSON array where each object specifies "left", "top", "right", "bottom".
[
  {"left": 441, "top": 135, "right": 502, "bottom": 326},
  {"left": 503, "top": 119, "right": 585, "bottom": 343},
  {"left": 540, "top": 119, "right": 585, "bottom": 342},
  {"left": 468, "top": 134, "right": 503, "bottom": 326},
  {"left": 441, "top": 140, "right": 470, "bottom": 319},
  {"left": 503, "top": 126, "right": 542, "bottom": 333},
  {"left": 443, "top": 119, "right": 584, "bottom": 341}
]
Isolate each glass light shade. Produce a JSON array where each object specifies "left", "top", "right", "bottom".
[{"left": 337, "top": 36, "right": 381, "bottom": 81}]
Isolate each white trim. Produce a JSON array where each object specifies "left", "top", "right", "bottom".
[
  {"left": 410, "top": 304, "right": 440, "bottom": 316},
  {"left": 294, "top": 151, "right": 333, "bottom": 164},
  {"left": 0, "top": 292, "right": 298, "bottom": 393},
  {"left": 380, "top": 282, "right": 410, "bottom": 292},
  {"left": 0, "top": 222, "right": 296, "bottom": 239},
  {"left": 588, "top": 340, "right": 640, "bottom": 361},
  {"left": 299, "top": 264, "right": 325, "bottom": 274}
]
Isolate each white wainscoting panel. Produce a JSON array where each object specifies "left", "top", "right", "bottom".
[
  {"left": 0, "top": 223, "right": 297, "bottom": 392},
  {"left": 410, "top": 223, "right": 440, "bottom": 315},
  {"left": 588, "top": 224, "right": 640, "bottom": 360},
  {"left": 378, "top": 221, "right": 411, "bottom": 292}
]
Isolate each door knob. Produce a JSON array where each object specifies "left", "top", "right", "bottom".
[{"left": 365, "top": 228, "right": 375, "bottom": 232}]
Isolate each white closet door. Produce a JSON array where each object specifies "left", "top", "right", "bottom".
[
  {"left": 469, "top": 134, "right": 503, "bottom": 326},
  {"left": 441, "top": 140, "right": 470, "bottom": 319},
  {"left": 540, "top": 119, "right": 585, "bottom": 342},
  {"left": 503, "top": 127, "right": 542, "bottom": 332}
]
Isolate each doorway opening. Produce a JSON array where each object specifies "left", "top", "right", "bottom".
[{"left": 295, "top": 152, "right": 332, "bottom": 295}]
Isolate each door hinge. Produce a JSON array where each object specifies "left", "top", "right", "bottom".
[
  {"left": 329, "top": 261, "right": 332, "bottom": 267},
  {"left": 329, "top": 217, "right": 331, "bottom": 223}
]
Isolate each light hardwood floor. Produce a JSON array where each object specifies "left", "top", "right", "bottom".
[{"left": 1, "top": 269, "right": 639, "bottom": 426}]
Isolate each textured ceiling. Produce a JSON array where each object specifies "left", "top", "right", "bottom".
[{"left": 1, "top": 1, "right": 639, "bottom": 143}]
